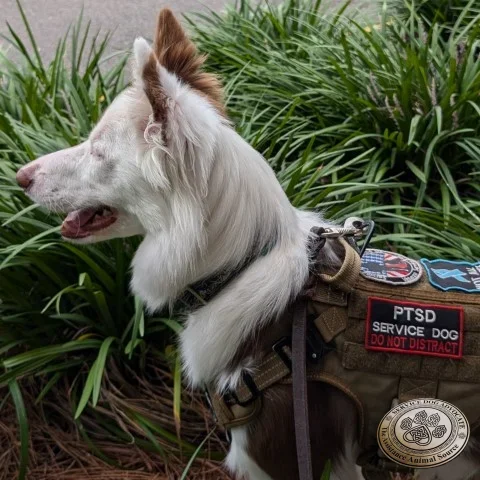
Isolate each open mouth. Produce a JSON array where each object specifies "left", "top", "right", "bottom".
[{"left": 61, "top": 206, "right": 118, "bottom": 239}]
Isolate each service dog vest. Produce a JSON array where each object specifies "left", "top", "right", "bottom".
[{"left": 207, "top": 239, "right": 480, "bottom": 476}]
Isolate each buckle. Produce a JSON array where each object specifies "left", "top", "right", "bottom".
[
  {"left": 204, "top": 388, "right": 217, "bottom": 422},
  {"left": 226, "top": 371, "right": 260, "bottom": 407},
  {"left": 272, "top": 336, "right": 292, "bottom": 370}
]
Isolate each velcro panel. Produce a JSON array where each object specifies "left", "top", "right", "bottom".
[
  {"left": 344, "top": 317, "right": 365, "bottom": 342},
  {"left": 345, "top": 276, "right": 480, "bottom": 375},
  {"left": 419, "top": 356, "right": 480, "bottom": 383},
  {"left": 343, "top": 341, "right": 421, "bottom": 376},
  {"left": 398, "top": 377, "right": 438, "bottom": 402},
  {"left": 343, "top": 341, "right": 480, "bottom": 383},
  {"left": 345, "top": 318, "right": 480, "bottom": 355},
  {"left": 350, "top": 276, "right": 480, "bottom": 331},
  {"left": 311, "top": 285, "right": 348, "bottom": 307}
]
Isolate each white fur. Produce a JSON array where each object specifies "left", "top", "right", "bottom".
[
  {"left": 133, "top": 37, "right": 153, "bottom": 78},
  {"left": 19, "top": 34, "right": 477, "bottom": 480},
  {"left": 330, "top": 440, "right": 363, "bottom": 480},
  {"left": 227, "top": 428, "right": 274, "bottom": 480}
]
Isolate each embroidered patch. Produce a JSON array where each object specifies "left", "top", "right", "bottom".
[
  {"left": 421, "top": 258, "right": 480, "bottom": 293},
  {"left": 361, "top": 249, "right": 422, "bottom": 285},
  {"left": 378, "top": 399, "right": 470, "bottom": 469},
  {"left": 365, "top": 297, "right": 464, "bottom": 359}
]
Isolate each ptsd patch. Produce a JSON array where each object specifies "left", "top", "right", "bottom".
[
  {"left": 421, "top": 259, "right": 480, "bottom": 293},
  {"left": 361, "top": 249, "right": 422, "bottom": 285},
  {"left": 365, "top": 297, "right": 464, "bottom": 359}
]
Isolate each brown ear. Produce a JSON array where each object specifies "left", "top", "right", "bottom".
[
  {"left": 142, "top": 54, "right": 169, "bottom": 133},
  {"left": 134, "top": 37, "right": 169, "bottom": 128},
  {"left": 153, "top": 9, "right": 224, "bottom": 114}
]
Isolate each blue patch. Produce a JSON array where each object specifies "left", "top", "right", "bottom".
[{"left": 421, "top": 259, "right": 480, "bottom": 293}]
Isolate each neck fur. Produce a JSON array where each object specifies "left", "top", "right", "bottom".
[{"left": 131, "top": 122, "right": 330, "bottom": 390}]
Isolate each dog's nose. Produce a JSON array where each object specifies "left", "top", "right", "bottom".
[{"left": 16, "top": 164, "right": 38, "bottom": 189}]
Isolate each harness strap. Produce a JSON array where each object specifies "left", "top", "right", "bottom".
[
  {"left": 357, "top": 452, "right": 415, "bottom": 480},
  {"left": 205, "top": 388, "right": 262, "bottom": 429},
  {"left": 233, "top": 348, "right": 291, "bottom": 404},
  {"left": 292, "top": 296, "right": 314, "bottom": 480},
  {"left": 206, "top": 345, "right": 292, "bottom": 430},
  {"left": 316, "top": 237, "right": 361, "bottom": 292}
]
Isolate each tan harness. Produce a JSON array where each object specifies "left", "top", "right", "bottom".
[{"left": 207, "top": 239, "right": 480, "bottom": 479}]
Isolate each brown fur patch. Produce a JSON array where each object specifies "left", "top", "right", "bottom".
[
  {"left": 247, "top": 383, "right": 360, "bottom": 480},
  {"left": 153, "top": 9, "right": 225, "bottom": 114},
  {"left": 223, "top": 306, "right": 352, "bottom": 478},
  {"left": 142, "top": 52, "right": 169, "bottom": 142},
  {"left": 228, "top": 307, "right": 360, "bottom": 479}
]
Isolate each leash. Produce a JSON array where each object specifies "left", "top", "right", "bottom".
[
  {"left": 292, "top": 219, "right": 374, "bottom": 480},
  {"left": 292, "top": 295, "right": 313, "bottom": 480}
]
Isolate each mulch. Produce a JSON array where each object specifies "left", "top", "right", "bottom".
[{"left": 0, "top": 363, "right": 232, "bottom": 480}]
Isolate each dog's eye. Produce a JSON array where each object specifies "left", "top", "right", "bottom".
[{"left": 92, "top": 149, "right": 105, "bottom": 160}]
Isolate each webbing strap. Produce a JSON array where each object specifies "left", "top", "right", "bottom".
[
  {"left": 234, "top": 348, "right": 291, "bottom": 404},
  {"left": 314, "top": 306, "right": 348, "bottom": 343},
  {"left": 316, "top": 237, "right": 361, "bottom": 293},
  {"left": 205, "top": 343, "right": 292, "bottom": 429},
  {"left": 206, "top": 388, "right": 262, "bottom": 429},
  {"left": 292, "top": 297, "right": 314, "bottom": 480}
]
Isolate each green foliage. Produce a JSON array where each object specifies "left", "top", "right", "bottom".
[
  {"left": 0, "top": 3, "right": 211, "bottom": 474},
  {"left": 191, "top": 0, "right": 480, "bottom": 259},
  {"left": 390, "top": 0, "right": 480, "bottom": 29},
  {"left": 1, "top": 4, "right": 131, "bottom": 373},
  {"left": 9, "top": 380, "right": 29, "bottom": 480},
  {"left": 1, "top": 0, "right": 480, "bottom": 474},
  {"left": 0, "top": 4, "right": 152, "bottom": 416}
]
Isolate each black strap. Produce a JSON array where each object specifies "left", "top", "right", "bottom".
[
  {"left": 292, "top": 296, "right": 314, "bottom": 480},
  {"left": 174, "top": 242, "right": 275, "bottom": 313}
]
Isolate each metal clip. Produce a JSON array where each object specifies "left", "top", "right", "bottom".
[
  {"left": 319, "top": 217, "right": 375, "bottom": 257},
  {"left": 319, "top": 227, "right": 356, "bottom": 238}
]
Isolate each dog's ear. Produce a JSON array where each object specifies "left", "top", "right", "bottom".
[
  {"left": 133, "top": 10, "right": 223, "bottom": 125},
  {"left": 153, "top": 9, "right": 224, "bottom": 113},
  {"left": 133, "top": 37, "right": 168, "bottom": 126}
]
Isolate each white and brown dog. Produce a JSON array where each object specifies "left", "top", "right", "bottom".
[{"left": 16, "top": 9, "right": 479, "bottom": 480}]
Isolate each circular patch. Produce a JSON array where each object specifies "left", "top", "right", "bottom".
[
  {"left": 361, "top": 249, "right": 422, "bottom": 285},
  {"left": 377, "top": 399, "right": 470, "bottom": 469}
]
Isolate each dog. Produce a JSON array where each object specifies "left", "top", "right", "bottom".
[{"left": 16, "top": 9, "right": 480, "bottom": 480}]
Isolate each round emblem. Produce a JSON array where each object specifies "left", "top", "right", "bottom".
[
  {"left": 361, "top": 249, "right": 422, "bottom": 285},
  {"left": 377, "top": 399, "right": 470, "bottom": 469}
]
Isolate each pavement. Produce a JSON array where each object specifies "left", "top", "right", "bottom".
[
  {"left": 1, "top": 0, "right": 231, "bottom": 64},
  {"left": 1, "top": 1, "right": 375, "bottom": 64}
]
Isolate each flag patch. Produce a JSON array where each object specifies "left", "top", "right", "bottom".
[
  {"left": 365, "top": 297, "right": 464, "bottom": 359},
  {"left": 421, "top": 259, "right": 480, "bottom": 293},
  {"left": 361, "top": 249, "right": 422, "bottom": 286}
]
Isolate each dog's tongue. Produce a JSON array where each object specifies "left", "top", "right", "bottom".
[
  {"left": 61, "top": 208, "right": 97, "bottom": 238},
  {"left": 61, "top": 207, "right": 117, "bottom": 238},
  {"left": 64, "top": 208, "right": 97, "bottom": 227}
]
